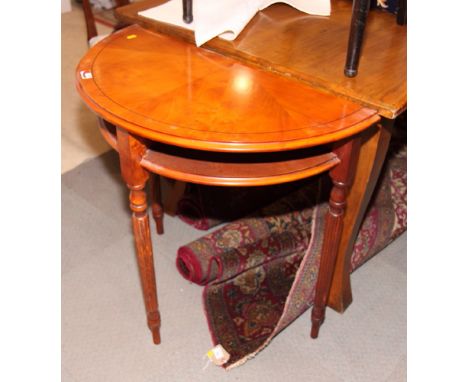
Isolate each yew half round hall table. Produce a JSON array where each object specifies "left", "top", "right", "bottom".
[{"left": 76, "top": 25, "right": 380, "bottom": 344}]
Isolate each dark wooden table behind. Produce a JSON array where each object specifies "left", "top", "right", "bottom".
[{"left": 116, "top": 0, "right": 406, "bottom": 119}]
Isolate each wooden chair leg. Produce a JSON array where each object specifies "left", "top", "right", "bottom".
[
  {"left": 311, "top": 137, "right": 361, "bottom": 338},
  {"left": 116, "top": 127, "right": 161, "bottom": 344},
  {"left": 397, "top": 0, "right": 407, "bottom": 26},
  {"left": 151, "top": 174, "right": 164, "bottom": 235},
  {"left": 344, "top": 0, "right": 371, "bottom": 78},
  {"left": 182, "top": 0, "right": 193, "bottom": 23},
  {"left": 81, "top": 0, "right": 98, "bottom": 42}
]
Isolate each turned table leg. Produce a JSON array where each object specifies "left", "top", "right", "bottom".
[
  {"left": 311, "top": 137, "right": 361, "bottom": 338},
  {"left": 328, "top": 121, "right": 392, "bottom": 312},
  {"left": 151, "top": 175, "right": 164, "bottom": 235},
  {"left": 116, "top": 127, "right": 161, "bottom": 344}
]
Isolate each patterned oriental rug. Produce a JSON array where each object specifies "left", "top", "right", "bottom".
[{"left": 175, "top": 137, "right": 407, "bottom": 369}]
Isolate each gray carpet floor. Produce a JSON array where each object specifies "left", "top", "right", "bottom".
[{"left": 62, "top": 151, "right": 406, "bottom": 382}]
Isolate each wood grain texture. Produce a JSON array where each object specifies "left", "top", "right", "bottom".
[
  {"left": 112, "top": 0, "right": 404, "bottom": 313},
  {"left": 97, "top": 120, "right": 343, "bottom": 187},
  {"left": 142, "top": 147, "right": 340, "bottom": 187},
  {"left": 76, "top": 25, "right": 379, "bottom": 153},
  {"left": 116, "top": 128, "right": 161, "bottom": 344},
  {"left": 75, "top": 22, "right": 383, "bottom": 341},
  {"left": 311, "top": 137, "right": 361, "bottom": 338},
  {"left": 116, "top": 0, "right": 406, "bottom": 118}
]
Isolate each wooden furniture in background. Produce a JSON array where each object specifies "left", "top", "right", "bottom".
[
  {"left": 115, "top": 0, "right": 406, "bottom": 313},
  {"left": 164, "top": 0, "right": 403, "bottom": 78},
  {"left": 115, "top": 0, "right": 405, "bottom": 118},
  {"left": 81, "top": 0, "right": 99, "bottom": 41},
  {"left": 345, "top": 0, "right": 407, "bottom": 77},
  {"left": 81, "top": 0, "right": 130, "bottom": 42},
  {"left": 81, "top": 0, "right": 179, "bottom": 231},
  {"left": 76, "top": 25, "right": 380, "bottom": 342}
]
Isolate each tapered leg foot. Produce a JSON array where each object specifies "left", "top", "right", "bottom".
[
  {"left": 148, "top": 311, "right": 161, "bottom": 344},
  {"left": 154, "top": 213, "right": 164, "bottom": 235},
  {"left": 310, "top": 308, "right": 324, "bottom": 338},
  {"left": 310, "top": 325, "right": 319, "bottom": 339},
  {"left": 152, "top": 330, "right": 161, "bottom": 344}
]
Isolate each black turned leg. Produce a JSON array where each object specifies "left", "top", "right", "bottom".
[
  {"left": 344, "top": 0, "right": 371, "bottom": 78},
  {"left": 182, "top": 0, "right": 193, "bottom": 24},
  {"left": 397, "top": 0, "right": 407, "bottom": 26}
]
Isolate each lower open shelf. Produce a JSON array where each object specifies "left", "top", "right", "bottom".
[{"left": 99, "top": 120, "right": 340, "bottom": 187}]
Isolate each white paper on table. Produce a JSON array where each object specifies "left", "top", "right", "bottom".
[{"left": 138, "top": 0, "right": 331, "bottom": 47}]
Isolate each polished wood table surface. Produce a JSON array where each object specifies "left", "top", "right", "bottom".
[
  {"left": 78, "top": 27, "right": 377, "bottom": 153},
  {"left": 115, "top": 0, "right": 406, "bottom": 312},
  {"left": 116, "top": 0, "right": 406, "bottom": 119},
  {"left": 76, "top": 25, "right": 380, "bottom": 343}
]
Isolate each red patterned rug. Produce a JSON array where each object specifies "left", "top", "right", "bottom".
[{"left": 176, "top": 133, "right": 407, "bottom": 368}]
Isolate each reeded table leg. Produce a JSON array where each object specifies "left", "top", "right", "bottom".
[
  {"left": 151, "top": 174, "right": 164, "bottom": 235},
  {"left": 311, "top": 137, "right": 361, "bottom": 338},
  {"left": 117, "top": 127, "right": 161, "bottom": 344}
]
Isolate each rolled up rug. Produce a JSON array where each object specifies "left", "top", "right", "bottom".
[
  {"left": 176, "top": 180, "right": 324, "bottom": 285},
  {"left": 177, "top": 223, "right": 312, "bottom": 285}
]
